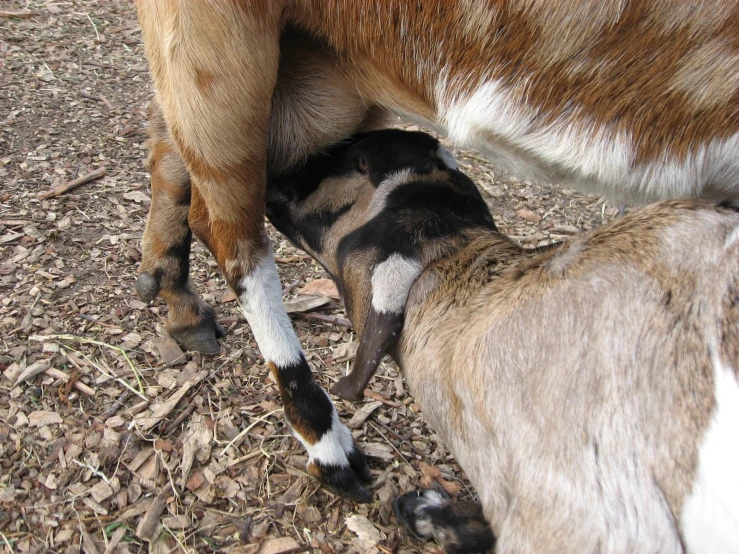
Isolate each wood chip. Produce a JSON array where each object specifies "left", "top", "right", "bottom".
[
  {"left": 135, "top": 369, "right": 208, "bottom": 431},
  {"left": 361, "top": 443, "right": 394, "bottom": 461},
  {"left": 79, "top": 523, "right": 101, "bottom": 554},
  {"left": 0, "top": 9, "right": 37, "bottom": 18},
  {"left": 346, "top": 401, "right": 382, "bottom": 429},
  {"left": 136, "top": 484, "right": 173, "bottom": 541},
  {"left": 344, "top": 514, "right": 383, "bottom": 546},
  {"left": 162, "top": 514, "right": 191, "bottom": 530},
  {"left": 220, "top": 289, "right": 237, "bottom": 303},
  {"left": 28, "top": 410, "right": 63, "bottom": 426},
  {"left": 283, "top": 295, "right": 332, "bottom": 314},
  {"left": 256, "top": 537, "right": 301, "bottom": 554},
  {"left": 515, "top": 207, "right": 542, "bottom": 223},
  {"left": 14, "top": 361, "right": 50, "bottom": 385},
  {"left": 118, "top": 498, "right": 153, "bottom": 521},
  {"left": 150, "top": 335, "right": 185, "bottom": 366},
  {"left": 102, "top": 526, "right": 127, "bottom": 554},
  {"left": 89, "top": 480, "right": 114, "bottom": 503},
  {"left": 419, "top": 462, "right": 463, "bottom": 497}
]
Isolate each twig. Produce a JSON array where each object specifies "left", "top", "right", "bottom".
[
  {"left": 368, "top": 421, "right": 411, "bottom": 465},
  {"left": 100, "top": 389, "right": 131, "bottom": 421},
  {"left": 0, "top": 10, "right": 37, "bottom": 18},
  {"left": 0, "top": 532, "right": 12, "bottom": 552},
  {"left": 99, "top": 95, "right": 114, "bottom": 110},
  {"left": 364, "top": 389, "right": 403, "bottom": 408},
  {"left": 281, "top": 278, "right": 303, "bottom": 296},
  {"left": 370, "top": 417, "right": 424, "bottom": 456},
  {"left": 29, "top": 334, "right": 147, "bottom": 399},
  {"left": 275, "top": 255, "right": 312, "bottom": 263},
  {"left": 293, "top": 312, "right": 353, "bottom": 328},
  {"left": 218, "top": 408, "right": 282, "bottom": 457},
  {"left": 37, "top": 167, "right": 106, "bottom": 199},
  {"left": 162, "top": 402, "right": 197, "bottom": 434},
  {"left": 86, "top": 13, "right": 100, "bottom": 41}
]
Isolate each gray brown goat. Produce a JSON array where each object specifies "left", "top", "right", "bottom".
[{"left": 266, "top": 129, "right": 739, "bottom": 553}]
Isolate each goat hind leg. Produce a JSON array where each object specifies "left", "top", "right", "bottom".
[
  {"left": 137, "top": 0, "right": 371, "bottom": 502},
  {"left": 135, "top": 98, "right": 224, "bottom": 355}
]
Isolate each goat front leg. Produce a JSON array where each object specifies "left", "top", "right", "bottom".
[
  {"left": 135, "top": 98, "right": 225, "bottom": 355},
  {"left": 394, "top": 484, "right": 495, "bottom": 554},
  {"left": 136, "top": 0, "right": 371, "bottom": 502}
]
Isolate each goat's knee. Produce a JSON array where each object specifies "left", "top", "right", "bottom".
[{"left": 393, "top": 486, "right": 495, "bottom": 554}]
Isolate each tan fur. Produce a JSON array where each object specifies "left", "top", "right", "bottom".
[
  {"left": 276, "top": 151, "right": 739, "bottom": 550},
  {"left": 136, "top": 0, "right": 738, "bottom": 351}
]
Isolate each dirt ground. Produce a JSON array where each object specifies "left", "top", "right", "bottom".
[{"left": 0, "top": 2, "right": 626, "bottom": 553}]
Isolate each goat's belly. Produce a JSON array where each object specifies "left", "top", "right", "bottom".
[
  {"left": 680, "top": 357, "right": 739, "bottom": 554},
  {"left": 433, "top": 81, "right": 739, "bottom": 205}
]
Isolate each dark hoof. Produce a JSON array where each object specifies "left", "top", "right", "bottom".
[
  {"left": 347, "top": 444, "right": 373, "bottom": 485},
  {"left": 169, "top": 306, "right": 226, "bottom": 356},
  {"left": 330, "top": 375, "right": 364, "bottom": 401},
  {"left": 393, "top": 487, "right": 496, "bottom": 553},
  {"left": 134, "top": 272, "right": 161, "bottom": 303},
  {"left": 311, "top": 460, "right": 373, "bottom": 503}
]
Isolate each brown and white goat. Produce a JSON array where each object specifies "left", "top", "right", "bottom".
[
  {"left": 133, "top": 1, "right": 739, "bottom": 500},
  {"left": 266, "top": 129, "right": 739, "bottom": 554}
]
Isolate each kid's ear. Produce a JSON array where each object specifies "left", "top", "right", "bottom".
[{"left": 331, "top": 254, "right": 422, "bottom": 401}]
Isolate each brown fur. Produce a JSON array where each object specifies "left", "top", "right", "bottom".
[
  {"left": 266, "top": 134, "right": 739, "bottom": 551},
  {"left": 135, "top": 0, "right": 738, "bottom": 354}
]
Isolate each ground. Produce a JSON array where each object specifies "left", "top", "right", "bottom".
[{"left": 0, "top": 2, "right": 625, "bottom": 553}]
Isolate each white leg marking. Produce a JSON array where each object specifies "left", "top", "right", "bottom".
[
  {"left": 680, "top": 356, "right": 739, "bottom": 553},
  {"left": 238, "top": 246, "right": 303, "bottom": 367},
  {"left": 292, "top": 393, "right": 353, "bottom": 467},
  {"left": 371, "top": 254, "right": 423, "bottom": 314}
]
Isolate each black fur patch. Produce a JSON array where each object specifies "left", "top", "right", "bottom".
[
  {"left": 393, "top": 489, "right": 496, "bottom": 554},
  {"left": 337, "top": 170, "right": 496, "bottom": 271},
  {"left": 274, "top": 355, "right": 334, "bottom": 440}
]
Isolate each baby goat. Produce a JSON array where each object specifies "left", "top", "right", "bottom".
[{"left": 267, "top": 130, "right": 739, "bottom": 553}]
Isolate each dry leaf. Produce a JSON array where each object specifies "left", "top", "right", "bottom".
[
  {"left": 256, "top": 537, "right": 301, "bottom": 554},
  {"left": 515, "top": 208, "right": 542, "bottom": 223},
  {"left": 297, "top": 279, "right": 340, "bottom": 299},
  {"left": 220, "top": 289, "right": 237, "bottom": 303}
]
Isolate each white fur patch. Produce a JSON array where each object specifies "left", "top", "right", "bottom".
[
  {"left": 238, "top": 247, "right": 303, "bottom": 367},
  {"left": 292, "top": 392, "right": 353, "bottom": 467},
  {"left": 437, "top": 144, "right": 459, "bottom": 170},
  {"left": 434, "top": 79, "right": 739, "bottom": 204},
  {"left": 680, "top": 356, "right": 739, "bottom": 553},
  {"left": 371, "top": 254, "right": 423, "bottom": 314},
  {"left": 366, "top": 169, "right": 413, "bottom": 221}
]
